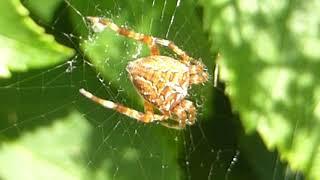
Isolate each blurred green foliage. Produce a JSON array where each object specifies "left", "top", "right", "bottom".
[{"left": 0, "top": 0, "right": 319, "bottom": 179}]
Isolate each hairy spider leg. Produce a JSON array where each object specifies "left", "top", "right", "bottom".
[
  {"left": 160, "top": 100, "right": 196, "bottom": 129},
  {"left": 143, "top": 100, "right": 156, "bottom": 120},
  {"left": 174, "top": 100, "right": 196, "bottom": 127},
  {"left": 153, "top": 38, "right": 191, "bottom": 62},
  {"left": 86, "top": 17, "right": 193, "bottom": 62},
  {"left": 80, "top": 89, "right": 169, "bottom": 123},
  {"left": 86, "top": 16, "right": 160, "bottom": 55}
]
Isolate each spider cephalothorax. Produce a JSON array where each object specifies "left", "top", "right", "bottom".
[{"left": 80, "top": 17, "right": 209, "bottom": 129}]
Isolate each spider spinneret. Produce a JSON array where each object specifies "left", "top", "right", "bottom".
[{"left": 80, "top": 17, "right": 209, "bottom": 129}]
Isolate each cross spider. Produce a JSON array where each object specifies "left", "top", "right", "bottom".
[{"left": 80, "top": 17, "right": 209, "bottom": 129}]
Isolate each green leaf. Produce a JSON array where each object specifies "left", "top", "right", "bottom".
[
  {"left": 23, "top": 0, "right": 64, "bottom": 23},
  {"left": 0, "top": 0, "right": 74, "bottom": 78},
  {"left": 0, "top": 111, "right": 92, "bottom": 180},
  {"left": 0, "top": 109, "right": 183, "bottom": 180},
  {"left": 200, "top": 0, "right": 320, "bottom": 179}
]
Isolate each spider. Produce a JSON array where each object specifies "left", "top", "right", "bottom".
[{"left": 80, "top": 17, "right": 209, "bottom": 129}]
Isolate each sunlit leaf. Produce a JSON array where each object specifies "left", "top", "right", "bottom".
[
  {"left": 0, "top": 0, "right": 74, "bottom": 78},
  {"left": 0, "top": 111, "right": 92, "bottom": 180},
  {"left": 200, "top": 0, "right": 320, "bottom": 179},
  {"left": 0, "top": 111, "right": 180, "bottom": 179}
]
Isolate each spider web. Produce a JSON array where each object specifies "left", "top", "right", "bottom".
[{"left": 0, "top": 0, "right": 295, "bottom": 179}]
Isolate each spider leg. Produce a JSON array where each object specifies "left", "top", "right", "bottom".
[
  {"left": 86, "top": 17, "right": 193, "bottom": 59},
  {"left": 153, "top": 38, "right": 192, "bottom": 62},
  {"left": 143, "top": 100, "right": 156, "bottom": 120},
  {"left": 143, "top": 100, "right": 153, "bottom": 112},
  {"left": 172, "top": 100, "right": 196, "bottom": 128},
  {"left": 157, "top": 100, "right": 196, "bottom": 129},
  {"left": 160, "top": 121, "right": 185, "bottom": 130},
  {"left": 87, "top": 17, "right": 160, "bottom": 55},
  {"left": 80, "top": 89, "right": 168, "bottom": 123}
]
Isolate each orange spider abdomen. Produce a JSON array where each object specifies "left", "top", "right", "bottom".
[{"left": 127, "top": 56, "right": 190, "bottom": 112}]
